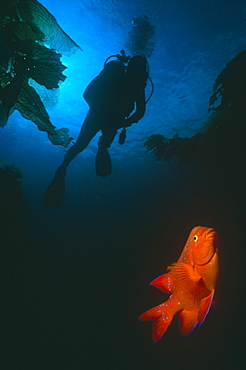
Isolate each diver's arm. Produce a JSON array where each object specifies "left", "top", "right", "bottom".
[{"left": 124, "top": 89, "right": 146, "bottom": 126}]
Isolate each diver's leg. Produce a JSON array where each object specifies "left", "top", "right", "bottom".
[
  {"left": 57, "top": 111, "right": 100, "bottom": 175},
  {"left": 95, "top": 128, "right": 117, "bottom": 176},
  {"left": 43, "top": 111, "right": 100, "bottom": 207},
  {"left": 98, "top": 127, "right": 117, "bottom": 149}
]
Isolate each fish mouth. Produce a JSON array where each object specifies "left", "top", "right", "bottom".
[
  {"left": 207, "top": 229, "right": 217, "bottom": 243},
  {"left": 194, "top": 227, "right": 218, "bottom": 265}
]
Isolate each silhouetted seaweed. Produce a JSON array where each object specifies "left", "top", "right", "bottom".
[
  {"left": 0, "top": 0, "right": 81, "bottom": 147},
  {"left": 209, "top": 50, "right": 246, "bottom": 112},
  {"left": 144, "top": 50, "right": 246, "bottom": 175}
]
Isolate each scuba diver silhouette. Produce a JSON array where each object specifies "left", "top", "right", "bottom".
[{"left": 43, "top": 51, "right": 153, "bottom": 208}]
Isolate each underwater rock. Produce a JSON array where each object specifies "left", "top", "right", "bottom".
[{"left": 0, "top": 161, "right": 25, "bottom": 241}]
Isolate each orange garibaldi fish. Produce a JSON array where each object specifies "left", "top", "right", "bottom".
[{"left": 139, "top": 226, "right": 219, "bottom": 343}]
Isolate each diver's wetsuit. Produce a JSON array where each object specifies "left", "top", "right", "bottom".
[
  {"left": 43, "top": 55, "right": 148, "bottom": 207},
  {"left": 58, "top": 84, "right": 146, "bottom": 174},
  {"left": 60, "top": 109, "right": 122, "bottom": 170}
]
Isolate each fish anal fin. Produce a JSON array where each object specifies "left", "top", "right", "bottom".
[
  {"left": 179, "top": 309, "right": 198, "bottom": 336},
  {"left": 150, "top": 272, "right": 173, "bottom": 293},
  {"left": 198, "top": 290, "right": 214, "bottom": 326}
]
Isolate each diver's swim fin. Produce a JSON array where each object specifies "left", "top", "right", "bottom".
[
  {"left": 43, "top": 169, "right": 66, "bottom": 208},
  {"left": 95, "top": 147, "right": 112, "bottom": 177}
]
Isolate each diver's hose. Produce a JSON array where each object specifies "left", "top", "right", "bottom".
[
  {"left": 145, "top": 76, "right": 154, "bottom": 104},
  {"left": 104, "top": 50, "right": 131, "bottom": 67},
  {"left": 104, "top": 55, "right": 118, "bottom": 67}
]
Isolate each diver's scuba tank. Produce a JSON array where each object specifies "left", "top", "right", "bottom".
[
  {"left": 119, "top": 127, "right": 127, "bottom": 145},
  {"left": 104, "top": 50, "right": 154, "bottom": 146}
]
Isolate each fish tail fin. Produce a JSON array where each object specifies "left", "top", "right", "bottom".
[
  {"left": 139, "top": 300, "right": 174, "bottom": 343},
  {"left": 152, "top": 314, "right": 173, "bottom": 343}
]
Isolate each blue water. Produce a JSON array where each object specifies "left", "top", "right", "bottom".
[{"left": 1, "top": 0, "right": 246, "bottom": 369}]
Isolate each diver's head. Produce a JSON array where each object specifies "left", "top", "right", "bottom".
[{"left": 127, "top": 55, "right": 149, "bottom": 81}]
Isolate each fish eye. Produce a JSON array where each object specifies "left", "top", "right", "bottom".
[{"left": 193, "top": 235, "right": 198, "bottom": 242}]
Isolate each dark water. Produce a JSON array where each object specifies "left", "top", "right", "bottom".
[
  {"left": 1, "top": 0, "right": 246, "bottom": 369},
  {"left": 2, "top": 154, "right": 245, "bottom": 369}
]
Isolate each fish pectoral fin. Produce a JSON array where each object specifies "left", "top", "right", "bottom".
[
  {"left": 170, "top": 262, "right": 201, "bottom": 290},
  {"left": 198, "top": 290, "right": 215, "bottom": 326},
  {"left": 150, "top": 272, "right": 173, "bottom": 293},
  {"left": 179, "top": 309, "right": 199, "bottom": 336}
]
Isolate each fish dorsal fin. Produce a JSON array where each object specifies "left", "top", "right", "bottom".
[{"left": 150, "top": 272, "right": 173, "bottom": 293}]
